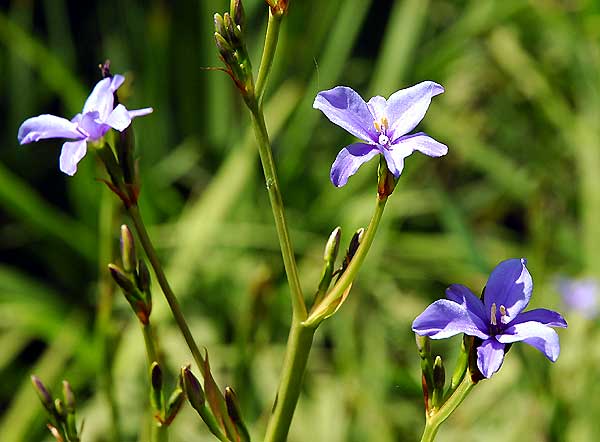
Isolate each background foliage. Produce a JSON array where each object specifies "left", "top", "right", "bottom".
[{"left": 1, "top": 0, "right": 599, "bottom": 441}]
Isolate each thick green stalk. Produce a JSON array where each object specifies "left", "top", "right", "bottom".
[
  {"left": 307, "top": 195, "right": 387, "bottom": 322},
  {"left": 127, "top": 205, "right": 206, "bottom": 369},
  {"left": 255, "top": 10, "right": 282, "bottom": 103},
  {"left": 419, "top": 374, "right": 475, "bottom": 442},
  {"left": 249, "top": 107, "right": 307, "bottom": 320},
  {"left": 262, "top": 321, "right": 315, "bottom": 442}
]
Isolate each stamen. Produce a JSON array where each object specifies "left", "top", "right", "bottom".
[
  {"left": 374, "top": 121, "right": 381, "bottom": 132},
  {"left": 490, "top": 303, "right": 497, "bottom": 326},
  {"left": 499, "top": 305, "right": 508, "bottom": 324},
  {"left": 499, "top": 305, "right": 507, "bottom": 316},
  {"left": 381, "top": 117, "right": 389, "bottom": 131}
]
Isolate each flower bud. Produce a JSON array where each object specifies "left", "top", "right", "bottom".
[
  {"left": 120, "top": 225, "right": 136, "bottom": 273},
  {"left": 223, "top": 13, "right": 240, "bottom": 48},
  {"left": 232, "top": 0, "right": 245, "bottom": 28},
  {"left": 150, "top": 362, "right": 164, "bottom": 413},
  {"left": 31, "top": 375, "right": 54, "bottom": 413},
  {"left": 225, "top": 387, "right": 250, "bottom": 442},
  {"left": 182, "top": 366, "right": 205, "bottom": 411},
  {"left": 62, "top": 381, "right": 76, "bottom": 413},
  {"left": 164, "top": 388, "right": 185, "bottom": 425},
  {"left": 54, "top": 398, "right": 66, "bottom": 419},
  {"left": 431, "top": 356, "right": 445, "bottom": 409},
  {"left": 108, "top": 264, "right": 136, "bottom": 294},
  {"left": 136, "top": 259, "right": 151, "bottom": 294},
  {"left": 214, "top": 13, "right": 226, "bottom": 39}
]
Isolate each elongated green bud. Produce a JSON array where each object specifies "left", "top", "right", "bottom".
[
  {"left": 120, "top": 225, "right": 136, "bottom": 273},
  {"left": 54, "top": 398, "right": 66, "bottom": 419},
  {"left": 431, "top": 356, "right": 445, "bottom": 409},
  {"left": 31, "top": 375, "right": 54, "bottom": 413},
  {"left": 164, "top": 388, "right": 185, "bottom": 424},
  {"left": 223, "top": 13, "right": 240, "bottom": 48},
  {"left": 232, "top": 0, "right": 245, "bottom": 28},
  {"left": 62, "top": 381, "right": 76, "bottom": 413},
  {"left": 225, "top": 387, "right": 250, "bottom": 442},
  {"left": 182, "top": 366, "right": 205, "bottom": 411},
  {"left": 215, "top": 32, "right": 236, "bottom": 66},
  {"left": 136, "top": 259, "right": 151, "bottom": 293},
  {"left": 108, "top": 264, "right": 136, "bottom": 294},
  {"left": 214, "top": 13, "right": 226, "bottom": 38},
  {"left": 415, "top": 334, "right": 434, "bottom": 411},
  {"left": 150, "top": 362, "right": 164, "bottom": 414}
]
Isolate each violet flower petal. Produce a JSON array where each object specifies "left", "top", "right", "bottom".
[
  {"left": 386, "top": 81, "right": 444, "bottom": 138},
  {"left": 381, "top": 148, "right": 405, "bottom": 178},
  {"left": 392, "top": 132, "right": 448, "bottom": 157},
  {"left": 82, "top": 74, "right": 124, "bottom": 120},
  {"left": 59, "top": 139, "right": 88, "bottom": 176},
  {"left": 510, "top": 309, "right": 567, "bottom": 328},
  {"left": 411, "top": 299, "right": 489, "bottom": 340},
  {"left": 128, "top": 107, "right": 154, "bottom": 119},
  {"left": 105, "top": 104, "right": 133, "bottom": 131},
  {"left": 367, "top": 95, "right": 387, "bottom": 121},
  {"left": 313, "top": 86, "right": 378, "bottom": 143},
  {"left": 497, "top": 321, "right": 561, "bottom": 362},
  {"left": 476, "top": 338, "right": 505, "bottom": 378},
  {"left": 484, "top": 258, "right": 532, "bottom": 324},
  {"left": 17, "top": 115, "right": 84, "bottom": 144},
  {"left": 330, "top": 143, "right": 379, "bottom": 187},
  {"left": 445, "top": 284, "right": 488, "bottom": 328}
]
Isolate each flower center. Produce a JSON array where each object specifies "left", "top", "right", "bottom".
[
  {"left": 373, "top": 117, "right": 391, "bottom": 147},
  {"left": 490, "top": 302, "right": 508, "bottom": 333}
]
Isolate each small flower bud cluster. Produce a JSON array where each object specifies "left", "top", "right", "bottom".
[
  {"left": 31, "top": 376, "right": 81, "bottom": 442},
  {"left": 183, "top": 354, "right": 251, "bottom": 442},
  {"left": 214, "top": 1, "right": 254, "bottom": 102},
  {"left": 149, "top": 362, "right": 186, "bottom": 426},
  {"left": 109, "top": 225, "right": 152, "bottom": 324}
]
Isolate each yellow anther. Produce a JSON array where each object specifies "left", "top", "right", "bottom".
[
  {"left": 490, "top": 303, "right": 497, "bottom": 326},
  {"left": 374, "top": 121, "right": 381, "bottom": 132},
  {"left": 381, "top": 116, "right": 389, "bottom": 130},
  {"left": 499, "top": 305, "right": 507, "bottom": 316}
]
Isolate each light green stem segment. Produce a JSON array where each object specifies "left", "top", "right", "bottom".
[
  {"left": 255, "top": 10, "right": 282, "bottom": 103},
  {"left": 141, "top": 322, "right": 159, "bottom": 366},
  {"left": 152, "top": 423, "right": 169, "bottom": 442},
  {"left": 419, "top": 374, "right": 475, "bottom": 442},
  {"left": 127, "top": 205, "right": 206, "bottom": 369},
  {"left": 249, "top": 107, "right": 307, "bottom": 320},
  {"left": 262, "top": 321, "right": 315, "bottom": 442},
  {"left": 307, "top": 195, "right": 387, "bottom": 322}
]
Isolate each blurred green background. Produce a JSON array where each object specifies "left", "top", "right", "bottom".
[{"left": 1, "top": 0, "right": 600, "bottom": 441}]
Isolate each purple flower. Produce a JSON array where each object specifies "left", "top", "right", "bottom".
[
  {"left": 313, "top": 81, "right": 448, "bottom": 187},
  {"left": 412, "top": 258, "right": 567, "bottom": 378},
  {"left": 557, "top": 277, "right": 598, "bottom": 319},
  {"left": 17, "top": 74, "right": 153, "bottom": 176}
]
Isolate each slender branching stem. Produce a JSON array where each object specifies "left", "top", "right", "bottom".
[
  {"left": 255, "top": 10, "right": 282, "bottom": 103},
  {"left": 307, "top": 195, "right": 388, "bottom": 322},
  {"left": 127, "top": 205, "right": 206, "bottom": 369},
  {"left": 249, "top": 106, "right": 307, "bottom": 321}
]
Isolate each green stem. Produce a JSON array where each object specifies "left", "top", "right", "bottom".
[
  {"left": 249, "top": 108, "right": 307, "bottom": 320},
  {"left": 419, "top": 374, "right": 475, "bottom": 442},
  {"left": 95, "top": 186, "right": 121, "bottom": 442},
  {"left": 141, "top": 322, "right": 159, "bottom": 366},
  {"left": 127, "top": 205, "right": 206, "bottom": 369},
  {"left": 307, "top": 195, "right": 387, "bottom": 322},
  {"left": 263, "top": 321, "right": 315, "bottom": 442},
  {"left": 152, "top": 423, "right": 169, "bottom": 442},
  {"left": 254, "top": 10, "right": 282, "bottom": 103}
]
